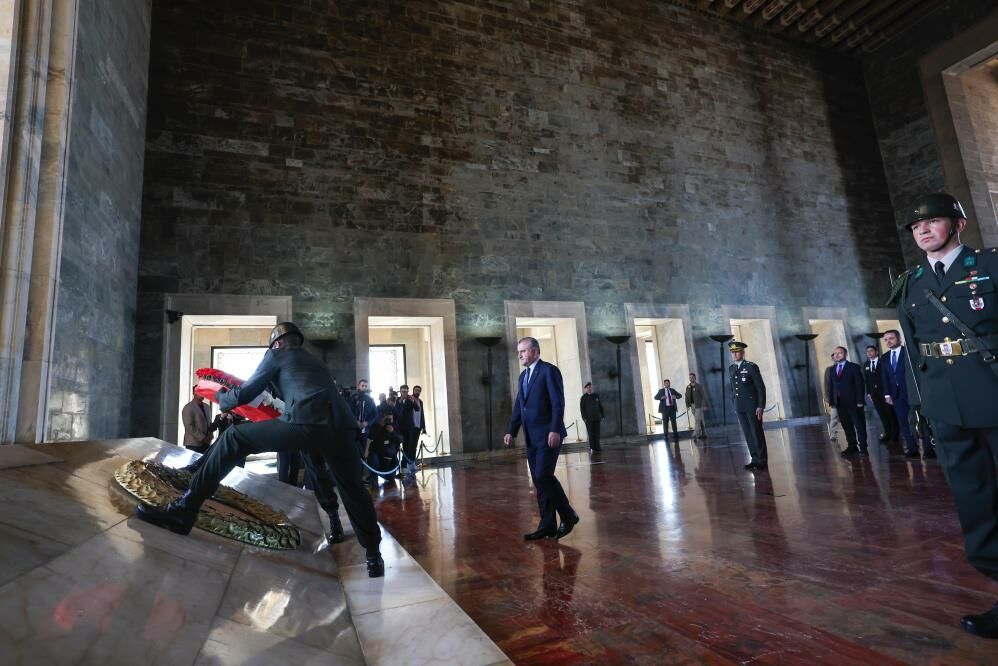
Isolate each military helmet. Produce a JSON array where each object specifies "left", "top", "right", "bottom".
[
  {"left": 269, "top": 321, "right": 304, "bottom": 348},
  {"left": 903, "top": 193, "right": 967, "bottom": 230}
]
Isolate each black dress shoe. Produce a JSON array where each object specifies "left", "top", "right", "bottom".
[
  {"left": 744, "top": 462, "right": 758, "bottom": 470},
  {"left": 366, "top": 554, "right": 385, "bottom": 578},
  {"left": 135, "top": 492, "right": 198, "bottom": 535},
  {"left": 524, "top": 528, "right": 556, "bottom": 541},
  {"left": 751, "top": 463, "right": 768, "bottom": 471},
  {"left": 878, "top": 434, "right": 889, "bottom": 442},
  {"left": 961, "top": 602, "right": 998, "bottom": 638},
  {"left": 326, "top": 513, "right": 345, "bottom": 544},
  {"left": 555, "top": 515, "right": 580, "bottom": 540},
  {"left": 924, "top": 448, "right": 938, "bottom": 459},
  {"left": 840, "top": 448, "right": 859, "bottom": 457}
]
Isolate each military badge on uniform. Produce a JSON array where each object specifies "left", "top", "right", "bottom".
[
  {"left": 963, "top": 255, "right": 977, "bottom": 268},
  {"left": 971, "top": 297, "right": 985, "bottom": 311}
]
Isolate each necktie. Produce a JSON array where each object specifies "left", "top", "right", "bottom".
[
  {"left": 891, "top": 350, "right": 898, "bottom": 370},
  {"left": 522, "top": 369, "right": 530, "bottom": 394},
  {"left": 934, "top": 260, "right": 946, "bottom": 279},
  {"left": 836, "top": 363, "right": 843, "bottom": 378}
]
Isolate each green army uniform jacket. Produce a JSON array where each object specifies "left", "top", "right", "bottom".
[
  {"left": 729, "top": 360, "right": 766, "bottom": 412},
  {"left": 892, "top": 245, "right": 998, "bottom": 428}
]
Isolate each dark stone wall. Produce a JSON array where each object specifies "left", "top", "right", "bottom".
[
  {"left": 862, "top": 0, "right": 997, "bottom": 263},
  {"left": 134, "top": 0, "right": 898, "bottom": 446},
  {"left": 47, "top": 0, "right": 151, "bottom": 440}
]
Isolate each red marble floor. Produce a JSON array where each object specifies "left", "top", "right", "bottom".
[{"left": 370, "top": 424, "right": 998, "bottom": 664}]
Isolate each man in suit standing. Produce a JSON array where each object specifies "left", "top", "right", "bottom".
[
  {"left": 181, "top": 387, "right": 212, "bottom": 453},
  {"left": 136, "top": 322, "right": 385, "bottom": 577},
  {"left": 579, "top": 382, "right": 604, "bottom": 452},
  {"left": 729, "top": 341, "right": 768, "bottom": 470},
  {"left": 825, "top": 346, "right": 868, "bottom": 456},
  {"left": 684, "top": 372, "right": 709, "bottom": 439},
  {"left": 504, "top": 336, "right": 579, "bottom": 541},
  {"left": 396, "top": 384, "right": 427, "bottom": 479},
  {"left": 863, "top": 344, "right": 898, "bottom": 442},
  {"left": 822, "top": 356, "right": 842, "bottom": 445},
  {"left": 880, "top": 329, "right": 922, "bottom": 458},
  {"left": 654, "top": 379, "right": 683, "bottom": 443}
]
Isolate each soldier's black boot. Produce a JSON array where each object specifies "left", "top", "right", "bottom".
[
  {"left": 961, "top": 602, "right": 998, "bottom": 639},
  {"left": 366, "top": 552, "right": 385, "bottom": 578},
  {"left": 327, "top": 513, "right": 345, "bottom": 544},
  {"left": 135, "top": 491, "right": 198, "bottom": 535}
]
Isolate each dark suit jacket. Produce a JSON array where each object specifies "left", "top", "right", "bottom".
[
  {"left": 396, "top": 397, "right": 427, "bottom": 436},
  {"left": 181, "top": 398, "right": 212, "bottom": 446},
  {"left": 653, "top": 387, "right": 682, "bottom": 413},
  {"left": 580, "top": 393, "right": 604, "bottom": 421},
  {"left": 825, "top": 361, "right": 865, "bottom": 407},
  {"left": 218, "top": 347, "right": 357, "bottom": 442},
  {"left": 880, "top": 347, "right": 913, "bottom": 403},
  {"left": 863, "top": 358, "right": 885, "bottom": 398},
  {"left": 507, "top": 360, "right": 568, "bottom": 447}
]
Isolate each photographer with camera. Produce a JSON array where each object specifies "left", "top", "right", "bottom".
[{"left": 367, "top": 411, "right": 404, "bottom": 487}]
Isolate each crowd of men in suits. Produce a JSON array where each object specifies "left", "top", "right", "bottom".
[{"left": 822, "top": 329, "right": 934, "bottom": 459}]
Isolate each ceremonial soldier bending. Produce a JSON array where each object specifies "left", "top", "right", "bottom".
[
  {"left": 889, "top": 193, "right": 998, "bottom": 638},
  {"left": 728, "top": 341, "right": 768, "bottom": 470},
  {"left": 136, "top": 322, "right": 385, "bottom": 577}
]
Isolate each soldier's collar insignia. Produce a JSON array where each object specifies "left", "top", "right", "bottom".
[
  {"left": 963, "top": 255, "right": 977, "bottom": 268},
  {"left": 914, "top": 266, "right": 924, "bottom": 278}
]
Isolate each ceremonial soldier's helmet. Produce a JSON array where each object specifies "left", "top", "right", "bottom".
[
  {"left": 269, "top": 321, "right": 304, "bottom": 348},
  {"left": 903, "top": 192, "right": 967, "bottom": 231}
]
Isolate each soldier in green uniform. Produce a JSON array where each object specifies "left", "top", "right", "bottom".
[
  {"left": 728, "top": 341, "right": 768, "bottom": 470},
  {"left": 889, "top": 192, "right": 998, "bottom": 639}
]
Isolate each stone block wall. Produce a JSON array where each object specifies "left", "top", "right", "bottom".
[
  {"left": 46, "top": 0, "right": 151, "bottom": 440},
  {"left": 135, "top": 0, "right": 899, "bottom": 447},
  {"left": 962, "top": 63, "right": 998, "bottom": 212},
  {"left": 862, "top": 0, "right": 997, "bottom": 263}
]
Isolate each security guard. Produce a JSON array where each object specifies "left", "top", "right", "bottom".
[
  {"left": 137, "top": 322, "right": 386, "bottom": 577},
  {"left": 888, "top": 192, "right": 998, "bottom": 638},
  {"left": 728, "top": 341, "right": 768, "bottom": 470}
]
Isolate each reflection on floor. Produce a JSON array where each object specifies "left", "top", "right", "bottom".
[
  {"left": 372, "top": 425, "right": 998, "bottom": 664},
  {"left": 0, "top": 438, "right": 508, "bottom": 666}
]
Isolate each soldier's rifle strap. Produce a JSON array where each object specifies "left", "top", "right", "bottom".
[{"left": 923, "top": 289, "right": 997, "bottom": 365}]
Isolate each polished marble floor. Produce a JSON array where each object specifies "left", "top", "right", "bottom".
[
  {"left": 371, "top": 424, "right": 998, "bottom": 664},
  {"left": 0, "top": 438, "right": 507, "bottom": 666}
]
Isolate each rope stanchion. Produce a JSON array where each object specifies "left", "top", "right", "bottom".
[{"left": 361, "top": 457, "right": 402, "bottom": 477}]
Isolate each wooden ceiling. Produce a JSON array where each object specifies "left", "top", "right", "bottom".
[{"left": 669, "top": 0, "right": 949, "bottom": 54}]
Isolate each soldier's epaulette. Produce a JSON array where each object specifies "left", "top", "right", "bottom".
[{"left": 885, "top": 269, "right": 912, "bottom": 306}]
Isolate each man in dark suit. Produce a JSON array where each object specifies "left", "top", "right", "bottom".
[
  {"left": 728, "top": 341, "right": 768, "bottom": 470},
  {"left": 880, "top": 329, "right": 920, "bottom": 457},
  {"left": 579, "top": 382, "right": 604, "bottom": 452},
  {"left": 396, "top": 383, "right": 427, "bottom": 478},
  {"left": 181, "top": 387, "right": 213, "bottom": 453},
  {"left": 504, "top": 336, "right": 579, "bottom": 541},
  {"left": 825, "top": 346, "right": 868, "bottom": 456},
  {"left": 863, "top": 344, "right": 898, "bottom": 442},
  {"left": 654, "top": 379, "right": 683, "bottom": 443},
  {"left": 136, "top": 322, "right": 385, "bottom": 577}
]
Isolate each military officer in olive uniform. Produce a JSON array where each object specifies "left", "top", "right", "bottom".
[
  {"left": 728, "top": 341, "right": 768, "bottom": 470},
  {"left": 889, "top": 193, "right": 998, "bottom": 639}
]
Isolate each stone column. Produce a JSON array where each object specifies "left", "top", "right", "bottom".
[{"left": 0, "top": 0, "right": 79, "bottom": 443}]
